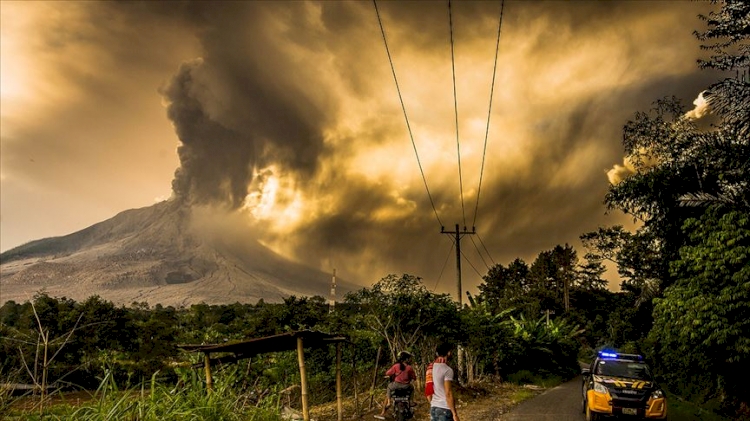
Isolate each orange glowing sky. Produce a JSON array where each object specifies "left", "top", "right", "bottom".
[{"left": 0, "top": 1, "right": 723, "bottom": 295}]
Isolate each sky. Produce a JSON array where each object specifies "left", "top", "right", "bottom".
[{"left": 0, "top": 1, "right": 724, "bottom": 298}]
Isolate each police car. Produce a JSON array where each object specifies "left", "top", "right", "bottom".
[{"left": 581, "top": 351, "right": 667, "bottom": 420}]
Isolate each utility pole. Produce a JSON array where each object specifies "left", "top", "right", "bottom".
[
  {"left": 561, "top": 263, "right": 570, "bottom": 312},
  {"left": 441, "top": 224, "right": 476, "bottom": 306},
  {"left": 563, "top": 272, "right": 570, "bottom": 312},
  {"left": 441, "top": 223, "right": 475, "bottom": 384},
  {"left": 329, "top": 269, "right": 336, "bottom": 313}
]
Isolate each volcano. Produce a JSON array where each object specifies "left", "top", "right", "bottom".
[{"left": 0, "top": 200, "right": 355, "bottom": 307}]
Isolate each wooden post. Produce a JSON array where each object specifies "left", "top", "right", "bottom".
[
  {"left": 297, "top": 337, "right": 310, "bottom": 421},
  {"left": 336, "top": 343, "right": 343, "bottom": 421},
  {"left": 353, "top": 346, "right": 360, "bottom": 417},
  {"left": 40, "top": 330, "right": 49, "bottom": 415},
  {"left": 204, "top": 353, "right": 213, "bottom": 393},
  {"left": 368, "top": 346, "right": 382, "bottom": 410}
]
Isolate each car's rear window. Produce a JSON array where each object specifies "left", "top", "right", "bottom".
[{"left": 595, "top": 360, "right": 652, "bottom": 380}]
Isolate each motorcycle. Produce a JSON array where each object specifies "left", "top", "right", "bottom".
[{"left": 389, "top": 386, "right": 414, "bottom": 421}]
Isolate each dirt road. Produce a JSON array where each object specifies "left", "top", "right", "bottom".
[
  {"left": 317, "top": 378, "right": 578, "bottom": 421},
  {"left": 498, "top": 377, "right": 584, "bottom": 421}
]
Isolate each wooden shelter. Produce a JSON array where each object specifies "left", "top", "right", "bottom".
[{"left": 178, "top": 330, "right": 349, "bottom": 421}]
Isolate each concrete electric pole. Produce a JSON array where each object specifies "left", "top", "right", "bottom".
[
  {"left": 441, "top": 224, "right": 476, "bottom": 306},
  {"left": 441, "top": 223, "right": 475, "bottom": 384}
]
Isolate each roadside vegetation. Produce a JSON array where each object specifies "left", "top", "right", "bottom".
[
  {"left": 0, "top": 273, "right": 585, "bottom": 420},
  {"left": 1, "top": 1, "right": 748, "bottom": 420}
]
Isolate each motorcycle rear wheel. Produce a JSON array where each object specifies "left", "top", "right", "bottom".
[{"left": 394, "top": 403, "right": 407, "bottom": 421}]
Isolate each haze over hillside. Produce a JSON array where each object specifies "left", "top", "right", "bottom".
[{"left": 0, "top": 200, "right": 356, "bottom": 307}]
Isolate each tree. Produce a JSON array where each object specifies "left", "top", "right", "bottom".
[
  {"left": 506, "top": 314, "right": 583, "bottom": 378},
  {"left": 479, "top": 245, "right": 582, "bottom": 318},
  {"left": 605, "top": 97, "right": 715, "bottom": 294},
  {"left": 345, "top": 274, "right": 460, "bottom": 366},
  {"left": 696, "top": 0, "right": 750, "bottom": 137},
  {"left": 9, "top": 295, "right": 84, "bottom": 414},
  {"left": 580, "top": 226, "right": 663, "bottom": 294},
  {"left": 133, "top": 305, "right": 179, "bottom": 380},
  {"left": 607, "top": 2, "right": 750, "bottom": 416},
  {"left": 528, "top": 245, "right": 578, "bottom": 314},
  {"left": 648, "top": 208, "right": 750, "bottom": 414},
  {"left": 461, "top": 296, "right": 513, "bottom": 381},
  {"left": 73, "top": 296, "right": 136, "bottom": 360},
  {"left": 278, "top": 295, "right": 328, "bottom": 332},
  {"left": 478, "top": 258, "right": 530, "bottom": 313},
  {"left": 603, "top": 0, "right": 749, "bottom": 289},
  {"left": 575, "top": 260, "right": 607, "bottom": 291}
]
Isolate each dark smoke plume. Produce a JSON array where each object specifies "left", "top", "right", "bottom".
[
  {"left": 161, "top": 59, "right": 254, "bottom": 207},
  {"left": 159, "top": 3, "right": 333, "bottom": 208}
]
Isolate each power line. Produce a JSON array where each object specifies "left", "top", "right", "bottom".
[
  {"left": 434, "top": 238, "right": 456, "bottom": 292},
  {"left": 469, "top": 235, "right": 491, "bottom": 271},
  {"left": 373, "top": 1, "right": 506, "bottom": 302},
  {"left": 476, "top": 232, "right": 497, "bottom": 266},
  {"left": 448, "top": 0, "right": 467, "bottom": 227},
  {"left": 472, "top": 0, "right": 506, "bottom": 229},
  {"left": 373, "top": 0, "right": 444, "bottom": 229},
  {"left": 441, "top": 0, "right": 505, "bottom": 306},
  {"left": 459, "top": 247, "right": 483, "bottom": 278}
]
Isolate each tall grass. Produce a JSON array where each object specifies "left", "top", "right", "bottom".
[{"left": 11, "top": 368, "right": 284, "bottom": 421}]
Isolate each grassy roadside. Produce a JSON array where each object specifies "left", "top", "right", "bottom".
[
  {"left": 3, "top": 374, "right": 562, "bottom": 421},
  {"left": 666, "top": 392, "right": 731, "bottom": 421}
]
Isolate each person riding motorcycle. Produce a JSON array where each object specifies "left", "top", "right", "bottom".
[{"left": 376, "top": 351, "right": 416, "bottom": 419}]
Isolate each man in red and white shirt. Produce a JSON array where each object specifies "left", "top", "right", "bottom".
[{"left": 430, "top": 343, "right": 460, "bottom": 421}]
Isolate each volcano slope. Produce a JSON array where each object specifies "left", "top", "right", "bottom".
[{"left": 0, "top": 200, "right": 355, "bottom": 307}]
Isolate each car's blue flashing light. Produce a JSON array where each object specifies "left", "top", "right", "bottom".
[{"left": 597, "top": 351, "right": 644, "bottom": 360}]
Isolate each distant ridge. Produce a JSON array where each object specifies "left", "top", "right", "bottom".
[{"left": 0, "top": 200, "right": 355, "bottom": 307}]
